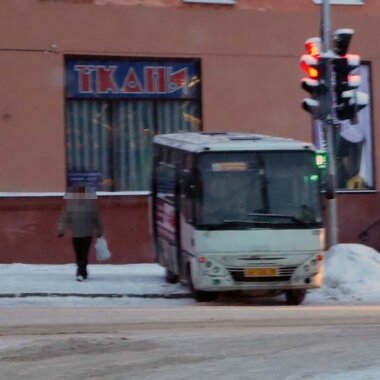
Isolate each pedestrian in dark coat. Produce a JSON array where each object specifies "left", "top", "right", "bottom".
[{"left": 58, "top": 185, "right": 103, "bottom": 281}]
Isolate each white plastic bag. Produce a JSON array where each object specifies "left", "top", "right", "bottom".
[{"left": 95, "top": 237, "right": 111, "bottom": 261}]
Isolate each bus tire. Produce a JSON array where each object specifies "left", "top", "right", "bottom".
[
  {"left": 165, "top": 269, "right": 179, "bottom": 284},
  {"left": 187, "top": 265, "right": 218, "bottom": 302},
  {"left": 285, "top": 289, "right": 306, "bottom": 305}
]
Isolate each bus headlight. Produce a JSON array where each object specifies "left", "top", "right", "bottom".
[
  {"left": 291, "top": 253, "right": 324, "bottom": 283},
  {"left": 199, "top": 259, "right": 227, "bottom": 277},
  {"left": 304, "top": 254, "right": 323, "bottom": 274}
]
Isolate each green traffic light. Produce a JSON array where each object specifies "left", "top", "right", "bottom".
[{"left": 315, "top": 151, "right": 328, "bottom": 169}]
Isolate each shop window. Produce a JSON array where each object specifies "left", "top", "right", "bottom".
[{"left": 65, "top": 59, "right": 201, "bottom": 192}]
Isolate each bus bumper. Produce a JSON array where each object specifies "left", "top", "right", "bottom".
[{"left": 190, "top": 255, "right": 324, "bottom": 292}]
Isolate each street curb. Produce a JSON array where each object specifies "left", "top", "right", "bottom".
[{"left": 0, "top": 293, "right": 192, "bottom": 299}]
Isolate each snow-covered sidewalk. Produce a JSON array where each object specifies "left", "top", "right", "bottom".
[
  {"left": 0, "top": 263, "right": 188, "bottom": 298},
  {"left": 1, "top": 244, "right": 380, "bottom": 306}
]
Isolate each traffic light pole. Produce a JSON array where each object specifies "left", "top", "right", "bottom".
[
  {"left": 325, "top": 121, "right": 339, "bottom": 246},
  {"left": 321, "top": 0, "right": 339, "bottom": 247}
]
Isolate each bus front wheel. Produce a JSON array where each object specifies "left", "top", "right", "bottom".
[
  {"left": 187, "top": 266, "right": 218, "bottom": 302},
  {"left": 285, "top": 289, "right": 306, "bottom": 305}
]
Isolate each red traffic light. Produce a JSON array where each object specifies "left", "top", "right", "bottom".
[
  {"left": 300, "top": 37, "right": 328, "bottom": 120},
  {"left": 305, "top": 37, "right": 321, "bottom": 57},
  {"left": 300, "top": 37, "right": 321, "bottom": 79},
  {"left": 300, "top": 55, "right": 320, "bottom": 79}
]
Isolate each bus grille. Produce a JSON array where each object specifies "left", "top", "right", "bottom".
[{"left": 226, "top": 266, "right": 297, "bottom": 283}]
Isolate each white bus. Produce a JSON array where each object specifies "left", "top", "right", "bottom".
[{"left": 151, "top": 132, "right": 325, "bottom": 305}]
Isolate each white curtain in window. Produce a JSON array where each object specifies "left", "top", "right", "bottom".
[{"left": 66, "top": 99, "right": 201, "bottom": 191}]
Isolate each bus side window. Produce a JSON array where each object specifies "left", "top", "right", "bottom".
[
  {"left": 154, "top": 146, "right": 162, "bottom": 163},
  {"left": 180, "top": 154, "right": 194, "bottom": 223},
  {"left": 157, "top": 163, "right": 176, "bottom": 203},
  {"left": 167, "top": 149, "right": 176, "bottom": 166}
]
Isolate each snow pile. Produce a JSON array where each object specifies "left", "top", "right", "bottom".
[{"left": 308, "top": 244, "right": 380, "bottom": 304}]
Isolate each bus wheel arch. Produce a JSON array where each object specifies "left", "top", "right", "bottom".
[
  {"left": 285, "top": 289, "right": 306, "bottom": 305},
  {"left": 187, "top": 263, "right": 218, "bottom": 302}
]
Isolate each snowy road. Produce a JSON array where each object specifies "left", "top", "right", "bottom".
[
  {"left": 2, "top": 244, "right": 380, "bottom": 379},
  {"left": 1, "top": 305, "right": 380, "bottom": 380}
]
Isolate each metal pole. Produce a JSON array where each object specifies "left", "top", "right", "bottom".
[
  {"left": 326, "top": 124, "right": 339, "bottom": 246},
  {"left": 322, "top": 0, "right": 330, "bottom": 52},
  {"left": 321, "top": 0, "right": 339, "bottom": 246}
]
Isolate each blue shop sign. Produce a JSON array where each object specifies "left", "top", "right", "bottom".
[
  {"left": 68, "top": 172, "right": 102, "bottom": 191},
  {"left": 66, "top": 59, "right": 201, "bottom": 99}
]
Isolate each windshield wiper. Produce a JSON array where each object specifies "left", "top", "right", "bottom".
[
  {"left": 223, "top": 219, "right": 272, "bottom": 225},
  {"left": 247, "top": 212, "right": 307, "bottom": 225},
  {"left": 196, "top": 220, "right": 271, "bottom": 229}
]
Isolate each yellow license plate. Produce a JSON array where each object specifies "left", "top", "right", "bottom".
[{"left": 244, "top": 268, "right": 278, "bottom": 277}]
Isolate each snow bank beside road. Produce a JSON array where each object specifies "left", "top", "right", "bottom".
[{"left": 307, "top": 244, "right": 380, "bottom": 304}]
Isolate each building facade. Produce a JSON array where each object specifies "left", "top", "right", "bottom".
[{"left": 0, "top": 0, "right": 379, "bottom": 263}]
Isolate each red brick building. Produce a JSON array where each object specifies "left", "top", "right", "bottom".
[{"left": 0, "top": 0, "right": 379, "bottom": 263}]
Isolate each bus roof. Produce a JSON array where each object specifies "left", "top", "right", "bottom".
[{"left": 153, "top": 132, "right": 315, "bottom": 153}]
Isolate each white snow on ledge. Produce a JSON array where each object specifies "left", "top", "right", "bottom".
[
  {"left": 313, "top": 0, "right": 364, "bottom": 4},
  {"left": 183, "top": 0, "right": 235, "bottom": 4},
  {"left": 0, "top": 192, "right": 151, "bottom": 197}
]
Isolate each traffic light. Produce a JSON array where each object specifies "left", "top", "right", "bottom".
[
  {"left": 315, "top": 150, "right": 328, "bottom": 170},
  {"left": 315, "top": 150, "right": 328, "bottom": 189},
  {"left": 300, "top": 37, "right": 329, "bottom": 119},
  {"left": 332, "top": 29, "right": 369, "bottom": 123}
]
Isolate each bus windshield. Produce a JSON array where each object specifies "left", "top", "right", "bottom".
[{"left": 196, "top": 151, "right": 322, "bottom": 229}]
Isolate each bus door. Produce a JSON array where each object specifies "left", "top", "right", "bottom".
[
  {"left": 155, "top": 158, "right": 179, "bottom": 274},
  {"left": 178, "top": 153, "right": 196, "bottom": 278}
]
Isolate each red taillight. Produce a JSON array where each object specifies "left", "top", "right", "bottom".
[
  {"left": 198, "top": 257, "right": 207, "bottom": 264},
  {"left": 316, "top": 254, "right": 323, "bottom": 261}
]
